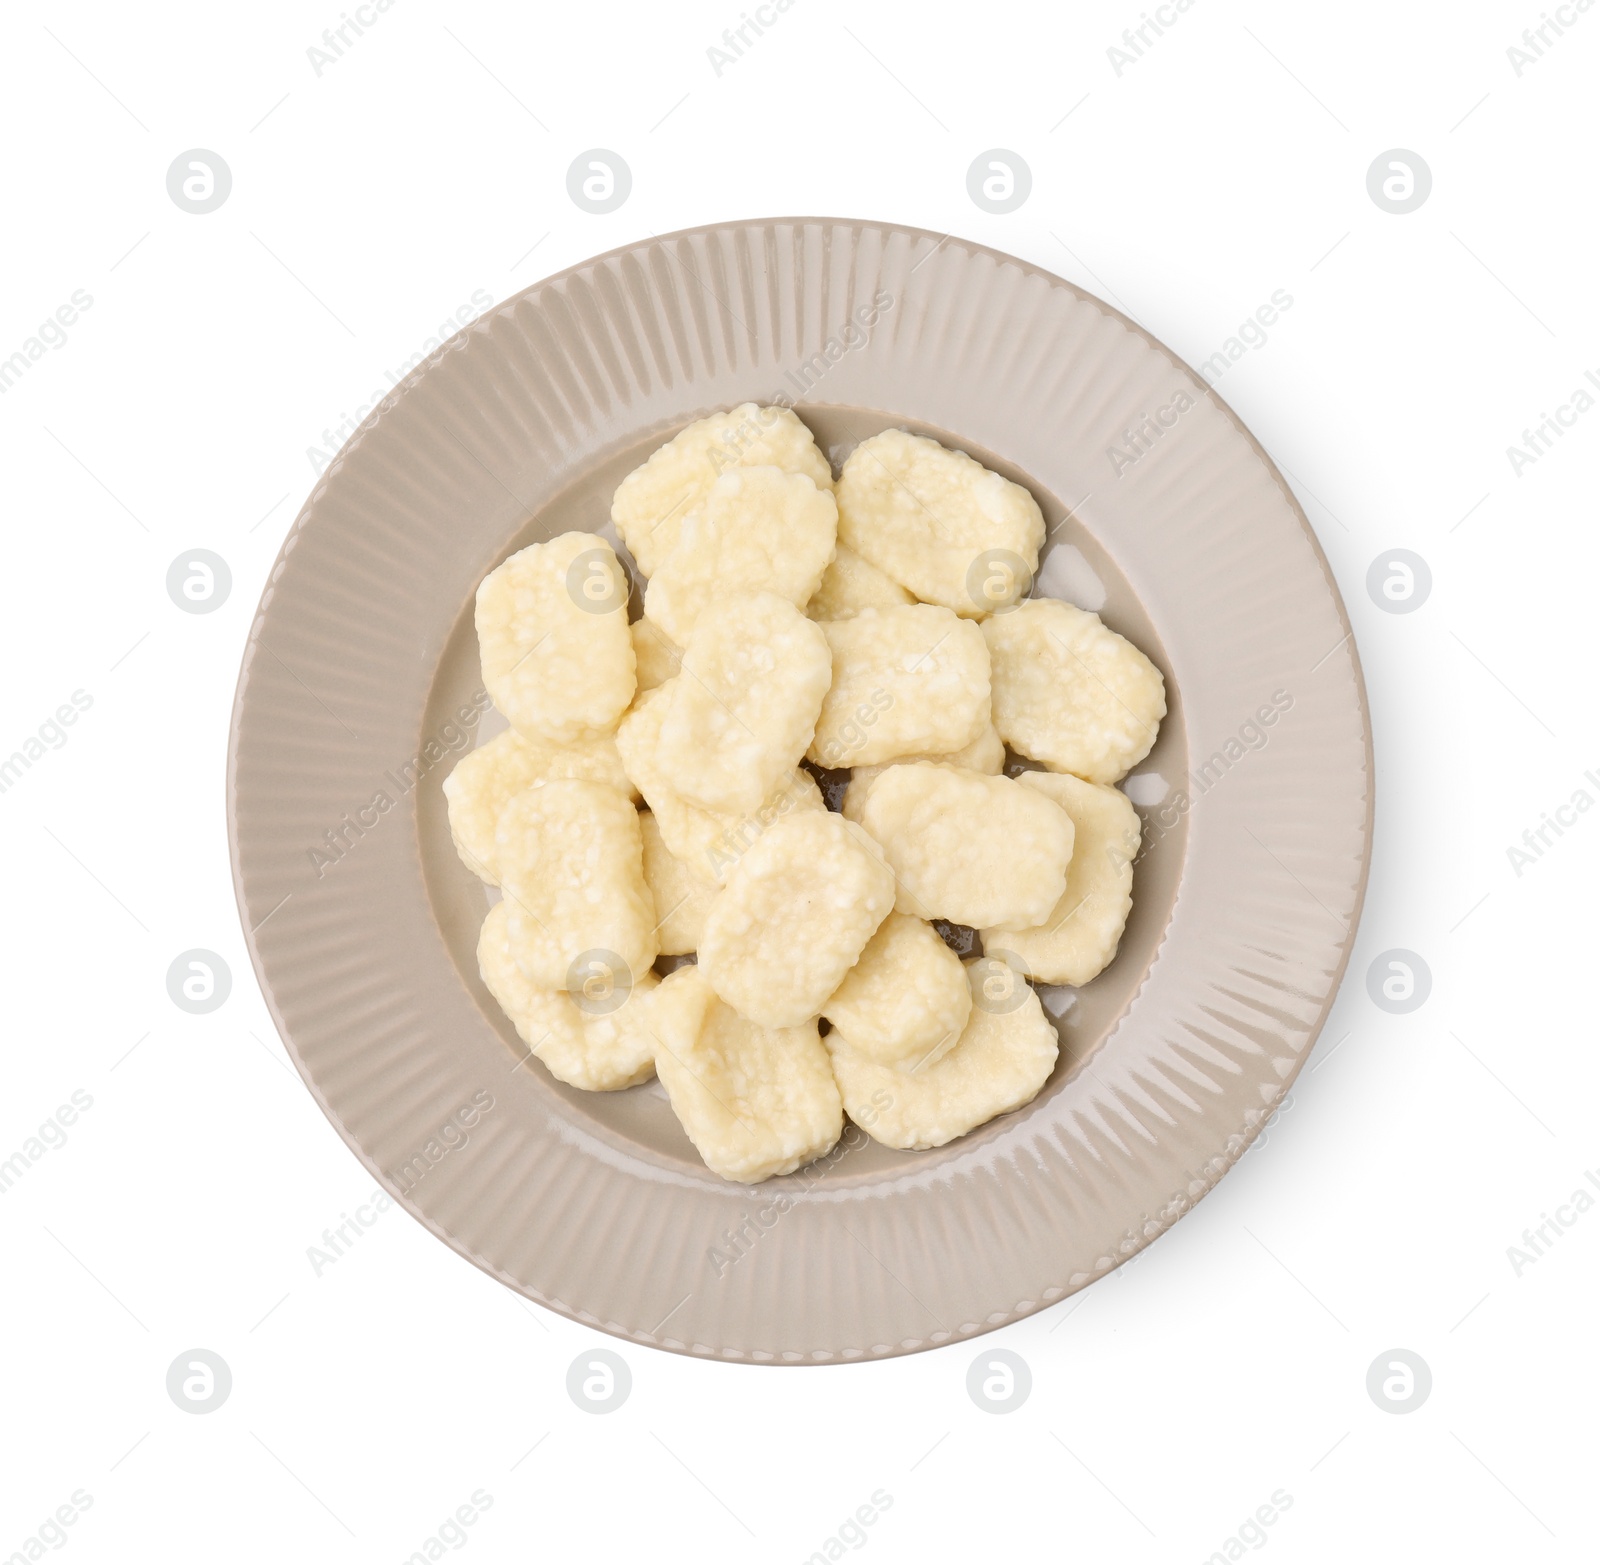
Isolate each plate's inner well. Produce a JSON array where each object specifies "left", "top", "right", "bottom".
[{"left": 418, "top": 405, "right": 1190, "bottom": 1185}]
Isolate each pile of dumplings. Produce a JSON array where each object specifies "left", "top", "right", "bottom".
[{"left": 444, "top": 404, "right": 1166, "bottom": 1183}]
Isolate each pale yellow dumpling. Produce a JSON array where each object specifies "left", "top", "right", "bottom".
[{"left": 651, "top": 965, "right": 843, "bottom": 1183}]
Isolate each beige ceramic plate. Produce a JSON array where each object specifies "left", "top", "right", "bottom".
[{"left": 229, "top": 219, "right": 1370, "bottom": 1362}]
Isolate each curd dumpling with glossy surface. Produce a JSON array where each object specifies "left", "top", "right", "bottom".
[
  {"left": 807, "top": 605, "right": 990, "bottom": 769},
  {"left": 698, "top": 811, "right": 895, "bottom": 1029},
  {"left": 639, "top": 810, "right": 720, "bottom": 957},
  {"left": 650, "top": 965, "right": 843, "bottom": 1183},
  {"left": 477, "top": 900, "right": 658, "bottom": 1091},
  {"left": 827, "top": 960, "right": 1059, "bottom": 1150},
  {"left": 443, "top": 727, "right": 635, "bottom": 885},
  {"left": 475, "top": 532, "right": 635, "bottom": 744},
  {"left": 610, "top": 404, "right": 834, "bottom": 577},
  {"left": 644, "top": 466, "right": 837, "bottom": 645},
  {"left": 806, "top": 544, "right": 914, "bottom": 621},
  {"left": 836, "top": 429, "right": 1044, "bottom": 616},
  {"left": 617, "top": 683, "right": 827, "bottom": 887},
  {"left": 630, "top": 617, "right": 682, "bottom": 695},
  {"left": 854, "top": 763, "right": 1074, "bottom": 929},
  {"left": 840, "top": 726, "right": 1005, "bottom": 823},
  {"left": 823, "top": 912, "right": 971, "bottom": 1072},
  {"left": 982, "top": 770, "right": 1141, "bottom": 986},
  {"left": 657, "top": 593, "right": 831, "bottom": 816},
  {"left": 983, "top": 599, "right": 1166, "bottom": 784},
  {"left": 494, "top": 780, "right": 657, "bottom": 991}
]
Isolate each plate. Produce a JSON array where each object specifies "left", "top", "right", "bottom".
[{"left": 228, "top": 219, "right": 1371, "bottom": 1362}]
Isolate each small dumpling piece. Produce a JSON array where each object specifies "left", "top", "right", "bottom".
[
  {"left": 840, "top": 726, "right": 1004, "bottom": 823},
  {"left": 823, "top": 913, "right": 971, "bottom": 1072},
  {"left": 982, "top": 771, "right": 1141, "bottom": 986},
  {"left": 630, "top": 617, "right": 682, "bottom": 694},
  {"left": 443, "top": 727, "right": 636, "bottom": 885},
  {"left": 644, "top": 466, "right": 838, "bottom": 645},
  {"left": 836, "top": 429, "right": 1045, "bottom": 616},
  {"left": 650, "top": 965, "right": 843, "bottom": 1183},
  {"left": 806, "top": 544, "right": 914, "bottom": 621},
  {"left": 477, "top": 900, "right": 657, "bottom": 1091},
  {"left": 983, "top": 599, "right": 1166, "bottom": 784},
  {"left": 616, "top": 685, "right": 826, "bottom": 886},
  {"left": 640, "top": 810, "right": 719, "bottom": 956},
  {"left": 494, "top": 779, "right": 657, "bottom": 991},
  {"left": 611, "top": 404, "right": 834, "bottom": 577},
  {"left": 698, "top": 811, "right": 896, "bottom": 1029},
  {"left": 476, "top": 532, "right": 635, "bottom": 744},
  {"left": 856, "top": 763, "right": 1074, "bottom": 928},
  {"left": 827, "top": 960, "right": 1059, "bottom": 1150},
  {"left": 656, "top": 593, "right": 831, "bottom": 816},
  {"left": 808, "top": 605, "right": 990, "bottom": 768}
]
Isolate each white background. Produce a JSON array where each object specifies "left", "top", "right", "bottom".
[{"left": 2, "top": 0, "right": 1595, "bottom": 1560}]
